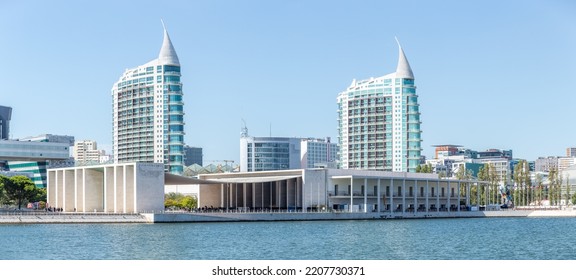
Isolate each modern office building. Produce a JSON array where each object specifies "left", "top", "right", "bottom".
[
  {"left": 112, "top": 22, "right": 185, "bottom": 175},
  {"left": 184, "top": 146, "right": 203, "bottom": 166},
  {"left": 337, "top": 41, "right": 421, "bottom": 172},
  {"left": 240, "top": 136, "right": 302, "bottom": 172},
  {"left": 300, "top": 137, "right": 339, "bottom": 168},
  {"left": 0, "top": 105, "right": 11, "bottom": 140},
  {"left": 240, "top": 134, "right": 339, "bottom": 172},
  {"left": 5, "top": 134, "right": 74, "bottom": 188}
]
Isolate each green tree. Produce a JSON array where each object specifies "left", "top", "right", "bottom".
[
  {"left": 164, "top": 192, "right": 198, "bottom": 211},
  {"left": 455, "top": 165, "right": 472, "bottom": 205},
  {"left": 548, "top": 168, "right": 561, "bottom": 206},
  {"left": 415, "top": 163, "right": 433, "bottom": 173},
  {"left": 478, "top": 163, "right": 500, "bottom": 205},
  {"left": 1, "top": 175, "right": 38, "bottom": 210},
  {"left": 179, "top": 195, "right": 198, "bottom": 210},
  {"left": 0, "top": 175, "right": 8, "bottom": 206},
  {"left": 565, "top": 174, "right": 571, "bottom": 206},
  {"left": 512, "top": 160, "right": 532, "bottom": 207},
  {"left": 535, "top": 173, "right": 543, "bottom": 206}
]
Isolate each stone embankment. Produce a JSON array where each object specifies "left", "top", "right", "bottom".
[
  {"left": 0, "top": 212, "right": 147, "bottom": 224},
  {"left": 1, "top": 209, "right": 575, "bottom": 224},
  {"left": 145, "top": 208, "right": 576, "bottom": 223}
]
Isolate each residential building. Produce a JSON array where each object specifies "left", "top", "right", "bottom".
[
  {"left": 535, "top": 156, "right": 576, "bottom": 172},
  {"left": 184, "top": 146, "right": 203, "bottom": 166},
  {"left": 337, "top": 41, "right": 421, "bottom": 172},
  {"left": 535, "top": 156, "right": 560, "bottom": 172},
  {"left": 112, "top": 22, "right": 185, "bottom": 174},
  {"left": 73, "top": 140, "right": 109, "bottom": 165},
  {"left": 426, "top": 146, "right": 515, "bottom": 184}
]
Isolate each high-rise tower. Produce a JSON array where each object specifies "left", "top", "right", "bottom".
[
  {"left": 337, "top": 41, "right": 421, "bottom": 172},
  {"left": 112, "top": 22, "right": 185, "bottom": 174}
]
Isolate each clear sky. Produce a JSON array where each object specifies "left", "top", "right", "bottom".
[{"left": 1, "top": 0, "right": 575, "bottom": 164}]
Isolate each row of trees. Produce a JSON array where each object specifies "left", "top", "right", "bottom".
[
  {"left": 164, "top": 192, "right": 197, "bottom": 211},
  {"left": 0, "top": 175, "right": 46, "bottom": 210},
  {"left": 419, "top": 161, "right": 576, "bottom": 207}
]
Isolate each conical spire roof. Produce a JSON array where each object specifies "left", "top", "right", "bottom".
[
  {"left": 158, "top": 20, "right": 180, "bottom": 65},
  {"left": 395, "top": 38, "right": 414, "bottom": 79}
]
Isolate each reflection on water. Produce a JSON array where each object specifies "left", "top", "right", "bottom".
[{"left": 1, "top": 217, "right": 576, "bottom": 260}]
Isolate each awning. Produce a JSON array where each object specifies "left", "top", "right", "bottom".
[
  {"left": 204, "top": 175, "right": 301, "bottom": 184},
  {"left": 165, "top": 173, "right": 302, "bottom": 185},
  {"left": 164, "top": 173, "right": 225, "bottom": 185}
]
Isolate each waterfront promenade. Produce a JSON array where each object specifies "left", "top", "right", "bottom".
[{"left": 1, "top": 208, "right": 575, "bottom": 224}]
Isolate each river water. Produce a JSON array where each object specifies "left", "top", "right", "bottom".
[{"left": 1, "top": 217, "right": 575, "bottom": 260}]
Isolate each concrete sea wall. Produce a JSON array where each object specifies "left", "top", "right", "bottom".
[
  {"left": 0, "top": 213, "right": 147, "bottom": 224},
  {"left": 144, "top": 209, "right": 576, "bottom": 223},
  {"left": 2, "top": 209, "right": 575, "bottom": 224}
]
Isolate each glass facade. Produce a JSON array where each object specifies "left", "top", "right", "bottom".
[{"left": 112, "top": 27, "right": 185, "bottom": 174}]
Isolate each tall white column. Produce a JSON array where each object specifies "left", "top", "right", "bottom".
[{"left": 364, "top": 178, "right": 368, "bottom": 213}]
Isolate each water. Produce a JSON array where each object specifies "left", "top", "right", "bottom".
[{"left": 1, "top": 217, "right": 576, "bottom": 260}]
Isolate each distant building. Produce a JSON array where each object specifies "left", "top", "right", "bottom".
[
  {"left": 73, "top": 140, "right": 110, "bottom": 165},
  {"left": 535, "top": 156, "right": 576, "bottom": 172},
  {"left": 567, "top": 147, "right": 576, "bottom": 157},
  {"left": 240, "top": 136, "right": 301, "bottom": 172},
  {"left": 0, "top": 105, "right": 11, "bottom": 140},
  {"left": 426, "top": 146, "right": 514, "bottom": 184},
  {"left": 6, "top": 134, "right": 74, "bottom": 188},
  {"left": 477, "top": 149, "right": 512, "bottom": 160},
  {"left": 535, "top": 156, "right": 559, "bottom": 172},
  {"left": 112, "top": 22, "right": 185, "bottom": 174},
  {"left": 337, "top": 41, "right": 421, "bottom": 172},
  {"left": 184, "top": 146, "right": 203, "bottom": 166},
  {"left": 239, "top": 134, "right": 339, "bottom": 172},
  {"left": 300, "top": 137, "right": 339, "bottom": 169}
]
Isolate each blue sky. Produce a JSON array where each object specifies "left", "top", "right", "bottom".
[{"left": 1, "top": 0, "right": 575, "bottom": 164}]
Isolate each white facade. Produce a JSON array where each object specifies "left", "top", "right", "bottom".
[
  {"left": 112, "top": 23, "right": 185, "bottom": 174},
  {"left": 73, "top": 140, "right": 106, "bottom": 164},
  {"left": 197, "top": 168, "right": 481, "bottom": 213},
  {"left": 337, "top": 42, "right": 421, "bottom": 172},
  {"left": 47, "top": 162, "right": 165, "bottom": 213}
]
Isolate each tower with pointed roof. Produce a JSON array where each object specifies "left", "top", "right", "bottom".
[
  {"left": 337, "top": 41, "right": 421, "bottom": 172},
  {"left": 112, "top": 22, "right": 185, "bottom": 174}
]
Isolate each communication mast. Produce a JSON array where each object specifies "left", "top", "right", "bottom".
[{"left": 241, "top": 119, "right": 249, "bottom": 137}]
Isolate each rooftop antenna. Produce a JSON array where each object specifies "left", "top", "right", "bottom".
[
  {"left": 269, "top": 123, "right": 272, "bottom": 137},
  {"left": 241, "top": 119, "right": 248, "bottom": 137}
]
